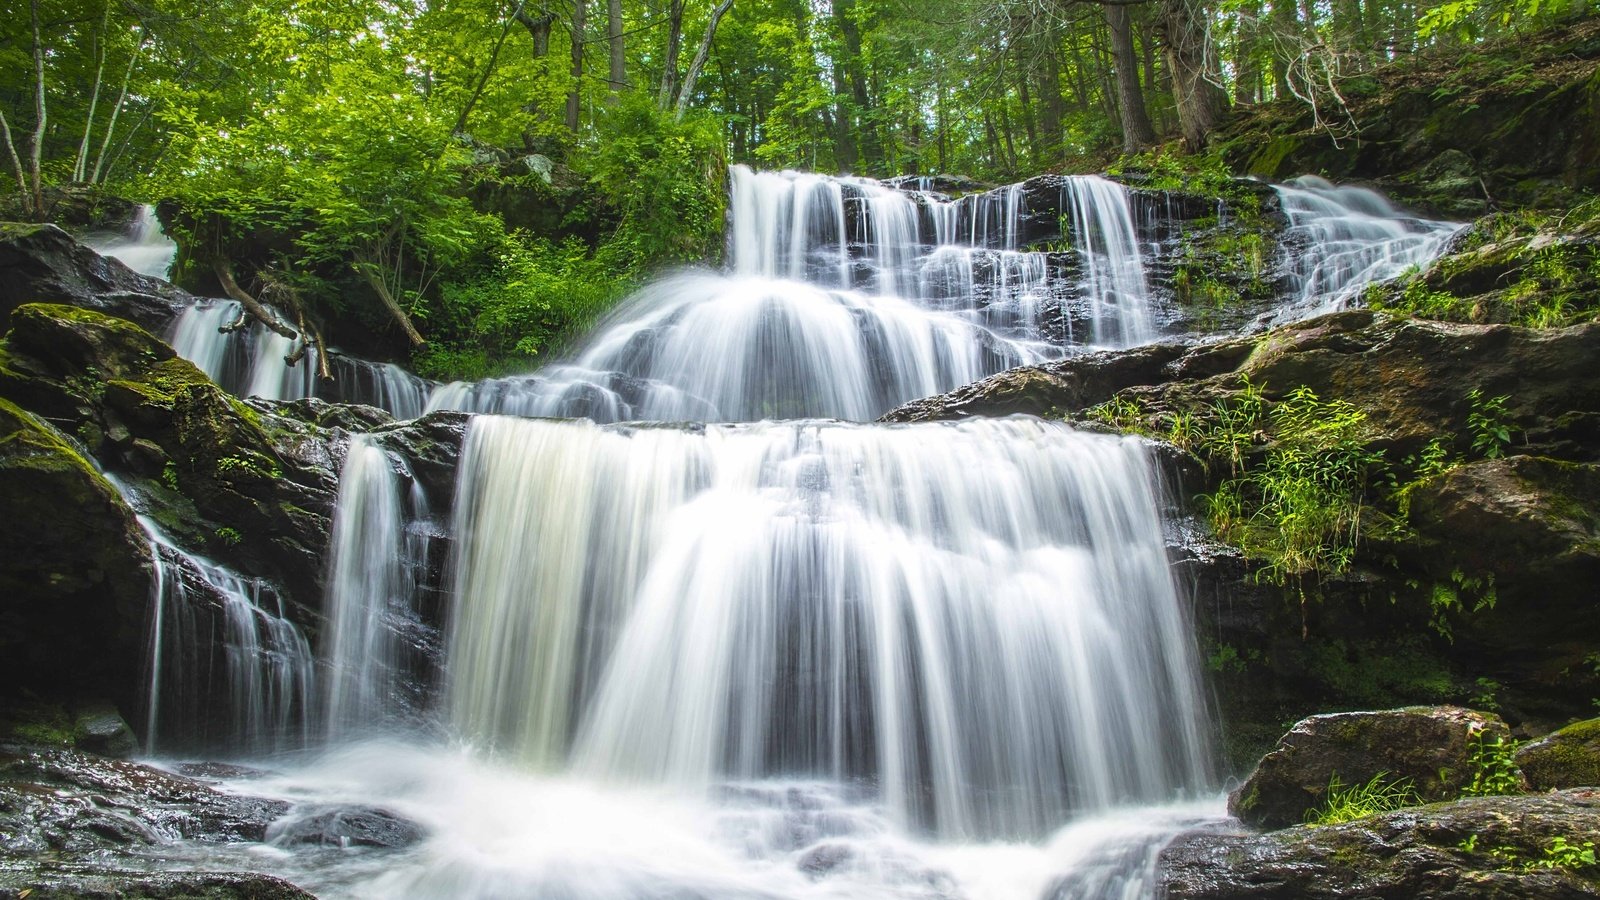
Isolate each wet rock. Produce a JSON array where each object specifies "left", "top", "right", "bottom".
[
  {"left": 170, "top": 762, "right": 276, "bottom": 781},
  {"left": 0, "top": 222, "right": 184, "bottom": 333},
  {"left": 0, "top": 398, "right": 152, "bottom": 716},
  {"left": 0, "top": 861, "right": 316, "bottom": 900},
  {"left": 268, "top": 805, "right": 424, "bottom": 850},
  {"left": 0, "top": 747, "right": 290, "bottom": 851},
  {"left": 1229, "top": 706, "right": 1512, "bottom": 829},
  {"left": 1161, "top": 790, "right": 1600, "bottom": 899},
  {"left": 1519, "top": 719, "right": 1600, "bottom": 790}
]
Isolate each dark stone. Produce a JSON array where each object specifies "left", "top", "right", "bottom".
[
  {"left": 1229, "top": 706, "right": 1512, "bottom": 829},
  {"left": 1518, "top": 719, "right": 1600, "bottom": 791},
  {"left": 0, "top": 222, "right": 184, "bottom": 333},
  {"left": 72, "top": 703, "right": 139, "bottom": 758},
  {"left": 1161, "top": 791, "right": 1600, "bottom": 899},
  {"left": 268, "top": 806, "right": 424, "bottom": 850},
  {"left": 0, "top": 862, "right": 317, "bottom": 900}
]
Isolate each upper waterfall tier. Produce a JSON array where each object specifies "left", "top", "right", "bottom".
[
  {"left": 428, "top": 166, "right": 1159, "bottom": 423},
  {"left": 437, "top": 415, "right": 1213, "bottom": 840}
]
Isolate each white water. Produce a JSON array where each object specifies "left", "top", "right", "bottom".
[
  {"left": 86, "top": 204, "right": 178, "bottom": 278},
  {"left": 445, "top": 416, "right": 1211, "bottom": 841},
  {"left": 103, "top": 476, "right": 315, "bottom": 756},
  {"left": 428, "top": 166, "right": 1156, "bottom": 422},
  {"left": 1274, "top": 175, "right": 1462, "bottom": 315},
  {"left": 166, "top": 299, "right": 433, "bottom": 418}
]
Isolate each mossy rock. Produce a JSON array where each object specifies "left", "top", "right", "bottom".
[
  {"left": 1228, "top": 706, "right": 1513, "bottom": 830},
  {"left": 1517, "top": 718, "right": 1600, "bottom": 790},
  {"left": 0, "top": 398, "right": 151, "bottom": 716}
]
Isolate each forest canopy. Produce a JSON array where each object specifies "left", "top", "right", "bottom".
[{"left": 2, "top": 0, "right": 1595, "bottom": 376}]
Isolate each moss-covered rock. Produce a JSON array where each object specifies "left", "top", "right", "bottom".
[
  {"left": 1161, "top": 791, "right": 1600, "bottom": 898},
  {"left": 0, "top": 398, "right": 151, "bottom": 717},
  {"left": 1229, "top": 706, "right": 1513, "bottom": 829},
  {"left": 1519, "top": 719, "right": 1600, "bottom": 790}
]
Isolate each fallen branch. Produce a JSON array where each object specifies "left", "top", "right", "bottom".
[
  {"left": 211, "top": 259, "right": 298, "bottom": 339},
  {"left": 353, "top": 259, "right": 427, "bottom": 348}
]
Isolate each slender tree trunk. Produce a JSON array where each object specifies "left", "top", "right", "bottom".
[
  {"left": 75, "top": 1, "right": 113, "bottom": 184},
  {"left": 567, "top": 0, "right": 587, "bottom": 131},
  {"left": 607, "top": 0, "right": 625, "bottom": 95},
  {"left": 515, "top": 4, "right": 554, "bottom": 56},
  {"left": 27, "top": 0, "right": 47, "bottom": 219},
  {"left": 1037, "top": 46, "right": 1065, "bottom": 154},
  {"left": 455, "top": 1, "right": 528, "bottom": 135},
  {"left": 1107, "top": 4, "right": 1159, "bottom": 154},
  {"left": 92, "top": 32, "right": 143, "bottom": 184},
  {"left": 658, "top": 0, "right": 685, "bottom": 107},
  {"left": 0, "top": 112, "right": 28, "bottom": 199},
  {"left": 1157, "top": 0, "right": 1230, "bottom": 149},
  {"left": 1017, "top": 72, "right": 1039, "bottom": 164},
  {"left": 1234, "top": 0, "right": 1261, "bottom": 105},
  {"left": 832, "top": 0, "right": 879, "bottom": 169},
  {"left": 676, "top": 0, "right": 735, "bottom": 119}
]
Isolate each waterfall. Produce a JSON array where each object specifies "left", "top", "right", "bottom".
[
  {"left": 112, "top": 489, "right": 315, "bottom": 756},
  {"left": 428, "top": 166, "right": 1158, "bottom": 423},
  {"left": 1274, "top": 175, "right": 1462, "bottom": 314},
  {"left": 86, "top": 204, "right": 178, "bottom": 279},
  {"left": 443, "top": 415, "right": 1211, "bottom": 840},
  {"left": 166, "top": 299, "right": 434, "bottom": 418}
]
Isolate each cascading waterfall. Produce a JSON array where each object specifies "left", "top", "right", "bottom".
[
  {"left": 444, "top": 416, "right": 1211, "bottom": 841},
  {"left": 166, "top": 299, "right": 434, "bottom": 418},
  {"left": 86, "top": 204, "right": 178, "bottom": 279},
  {"left": 428, "top": 166, "right": 1158, "bottom": 423},
  {"left": 110, "top": 486, "right": 315, "bottom": 756},
  {"left": 1274, "top": 175, "right": 1462, "bottom": 314}
]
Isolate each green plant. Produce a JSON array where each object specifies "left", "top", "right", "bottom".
[
  {"left": 1306, "top": 771, "right": 1419, "bottom": 825},
  {"left": 1466, "top": 389, "right": 1514, "bottom": 459},
  {"left": 161, "top": 461, "right": 180, "bottom": 491},
  {"left": 214, "top": 526, "right": 242, "bottom": 546},
  {"left": 1462, "top": 730, "right": 1523, "bottom": 797},
  {"left": 1533, "top": 836, "right": 1598, "bottom": 871},
  {"left": 1087, "top": 396, "right": 1149, "bottom": 433}
]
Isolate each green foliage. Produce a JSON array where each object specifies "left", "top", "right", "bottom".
[
  {"left": 1534, "top": 836, "right": 1599, "bottom": 871},
  {"left": 1306, "top": 771, "right": 1419, "bottom": 825},
  {"left": 1462, "top": 731, "right": 1523, "bottom": 796},
  {"left": 161, "top": 461, "right": 179, "bottom": 491},
  {"left": 214, "top": 526, "right": 242, "bottom": 546},
  {"left": 1466, "top": 389, "right": 1514, "bottom": 458}
]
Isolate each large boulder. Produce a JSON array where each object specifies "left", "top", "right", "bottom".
[
  {"left": 1230, "top": 706, "right": 1512, "bottom": 829},
  {"left": 0, "top": 222, "right": 183, "bottom": 332},
  {"left": 0, "top": 398, "right": 152, "bottom": 716},
  {"left": 1162, "top": 790, "right": 1600, "bottom": 899},
  {"left": 1519, "top": 719, "right": 1600, "bottom": 791}
]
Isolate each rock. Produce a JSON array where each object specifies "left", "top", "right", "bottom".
[
  {"left": 1229, "top": 706, "right": 1512, "bottom": 829},
  {"left": 268, "top": 805, "right": 424, "bottom": 850},
  {"left": 0, "top": 863, "right": 317, "bottom": 900},
  {"left": 1161, "top": 790, "right": 1600, "bottom": 899},
  {"left": 0, "top": 222, "right": 183, "bottom": 333},
  {"left": 0, "top": 398, "right": 152, "bottom": 716},
  {"left": 0, "top": 747, "right": 290, "bottom": 852},
  {"left": 1519, "top": 719, "right": 1600, "bottom": 790},
  {"left": 72, "top": 703, "right": 139, "bottom": 758}
]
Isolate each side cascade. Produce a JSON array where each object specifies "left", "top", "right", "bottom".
[
  {"left": 1274, "top": 175, "right": 1462, "bottom": 315},
  {"left": 427, "top": 166, "right": 1158, "bottom": 423},
  {"left": 86, "top": 204, "right": 178, "bottom": 279},
  {"left": 107, "top": 475, "right": 315, "bottom": 756},
  {"left": 167, "top": 300, "right": 434, "bottom": 418},
  {"left": 442, "top": 415, "right": 1212, "bottom": 841}
]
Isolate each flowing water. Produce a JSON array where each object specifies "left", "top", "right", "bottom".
[
  {"left": 167, "top": 300, "right": 434, "bottom": 418},
  {"left": 1273, "top": 175, "right": 1462, "bottom": 317},
  {"left": 131, "top": 167, "right": 1470, "bottom": 898},
  {"left": 86, "top": 204, "right": 179, "bottom": 278}
]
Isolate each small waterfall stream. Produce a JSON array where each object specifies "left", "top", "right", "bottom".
[
  {"left": 86, "top": 204, "right": 178, "bottom": 279},
  {"left": 134, "top": 167, "right": 1469, "bottom": 899}
]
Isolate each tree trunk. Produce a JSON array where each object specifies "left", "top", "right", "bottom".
[
  {"left": 92, "top": 32, "right": 143, "bottom": 184},
  {"left": 1157, "top": 0, "right": 1230, "bottom": 150},
  {"left": 1016, "top": 71, "right": 1039, "bottom": 164},
  {"left": 1037, "top": 49, "right": 1065, "bottom": 154},
  {"left": 353, "top": 261, "right": 427, "bottom": 347},
  {"left": 27, "top": 0, "right": 47, "bottom": 219},
  {"left": 658, "top": 0, "right": 685, "bottom": 107},
  {"left": 607, "top": 0, "right": 625, "bottom": 95},
  {"left": 676, "top": 0, "right": 735, "bottom": 119},
  {"left": 567, "top": 0, "right": 586, "bottom": 131},
  {"left": 1107, "top": 4, "right": 1159, "bottom": 153},
  {"left": 1234, "top": 0, "right": 1261, "bottom": 104},
  {"left": 1270, "top": 0, "right": 1298, "bottom": 98},
  {"left": 0, "top": 112, "right": 28, "bottom": 200},
  {"left": 832, "top": 0, "right": 880, "bottom": 170},
  {"left": 75, "top": 1, "right": 112, "bottom": 184},
  {"left": 514, "top": 5, "right": 554, "bottom": 57}
]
